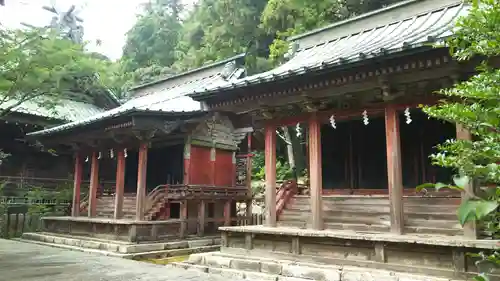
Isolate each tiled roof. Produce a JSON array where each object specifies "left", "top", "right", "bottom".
[
  {"left": 189, "top": 0, "right": 467, "bottom": 100},
  {"left": 28, "top": 57, "right": 246, "bottom": 137},
  {"left": 1, "top": 99, "right": 105, "bottom": 122}
]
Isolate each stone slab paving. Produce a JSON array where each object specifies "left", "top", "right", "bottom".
[{"left": 0, "top": 239, "right": 247, "bottom": 281}]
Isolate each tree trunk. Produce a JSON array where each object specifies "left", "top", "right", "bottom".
[{"left": 282, "top": 127, "right": 296, "bottom": 177}]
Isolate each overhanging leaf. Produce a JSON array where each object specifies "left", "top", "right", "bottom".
[
  {"left": 475, "top": 201, "right": 499, "bottom": 221},
  {"left": 453, "top": 175, "right": 470, "bottom": 189},
  {"left": 457, "top": 200, "right": 499, "bottom": 225},
  {"left": 457, "top": 200, "right": 478, "bottom": 225}
]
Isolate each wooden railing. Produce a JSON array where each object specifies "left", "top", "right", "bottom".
[
  {"left": 276, "top": 180, "right": 298, "bottom": 218},
  {"left": 145, "top": 184, "right": 250, "bottom": 220}
]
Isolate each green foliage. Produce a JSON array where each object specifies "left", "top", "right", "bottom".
[
  {"left": 260, "top": 0, "right": 402, "bottom": 64},
  {"left": 121, "top": 0, "right": 406, "bottom": 83},
  {"left": 173, "top": 0, "right": 269, "bottom": 73},
  {"left": 122, "top": 0, "right": 182, "bottom": 73},
  {"left": 420, "top": 0, "right": 499, "bottom": 278},
  {"left": 0, "top": 26, "right": 118, "bottom": 118},
  {"left": 252, "top": 151, "right": 294, "bottom": 181},
  {"left": 26, "top": 184, "right": 72, "bottom": 215}
]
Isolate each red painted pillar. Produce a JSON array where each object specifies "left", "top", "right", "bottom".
[
  {"left": 385, "top": 105, "right": 404, "bottom": 234},
  {"left": 88, "top": 151, "right": 99, "bottom": 217},
  {"left": 308, "top": 113, "right": 324, "bottom": 230},
  {"left": 264, "top": 123, "right": 277, "bottom": 227},
  {"left": 71, "top": 153, "right": 83, "bottom": 217},
  {"left": 114, "top": 149, "right": 126, "bottom": 219},
  {"left": 135, "top": 142, "right": 148, "bottom": 221}
]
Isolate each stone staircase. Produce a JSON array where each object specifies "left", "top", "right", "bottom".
[
  {"left": 171, "top": 251, "right": 458, "bottom": 281},
  {"left": 19, "top": 232, "right": 220, "bottom": 260},
  {"left": 278, "top": 195, "right": 463, "bottom": 236}
]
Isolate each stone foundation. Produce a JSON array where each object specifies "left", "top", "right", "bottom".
[
  {"left": 172, "top": 251, "right": 465, "bottom": 281},
  {"left": 186, "top": 225, "right": 499, "bottom": 281},
  {"left": 20, "top": 232, "right": 220, "bottom": 259},
  {"left": 41, "top": 216, "right": 186, "bottom": 242}
]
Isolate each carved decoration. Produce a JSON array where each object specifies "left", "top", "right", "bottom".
[
  {"left": 163, "top": 120, "right": 182, "bottom": 135},
  {"left": 235, "top": 156, "right": 248, "bottom": 186}
]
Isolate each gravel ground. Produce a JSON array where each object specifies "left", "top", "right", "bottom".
[{"left": 0, "top": 239, "right": 245, "bottom": 281}]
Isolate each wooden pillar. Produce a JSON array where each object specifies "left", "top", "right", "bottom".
[
  {"left": 71, "top": 153, "right": 83, "bottom": 217},
  {"left": 224, "top": 200, "right": 231, "bottom": 226},
  {"left": 456, "top": 124, "right": 477, "bottom": 239},
  {"left": 264, "top": 123, "right": 277, "bottom": 227},
  {"left": 88, "top": 152, "right": 99, "bottom": 217},
  {"left": 180, "top": 200, "right": 187, "bottom": 238},
  {"left": 183, "top": 139, "right": 191, "bottom": 184},
  {"left": 114, "top": 150, "right": 126, "bottom": 219},
  {"left": 135, "top": 142, "right": 148, "bottom": 221},
  {"left": 198, "top": 200, "right": 205, "bottom": 236},
  {"left": 246, "top": 133, "right": 253, "bottom": 223},
  {"left": 210, "top": 146, "right": 216, "bottom": 185},
  {"left": 308, "top": 113, "right": 324, "bottom": 230},
  {"left": 385, "top": 105, "right": 404, "bottom": 234},
  {"left": 164, "top": 202, "right": 171, "bottom": 219}
]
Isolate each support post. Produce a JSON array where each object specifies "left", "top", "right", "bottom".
[
  {"left": 385, "top": 105, "right": 404, "bottom": 234},
  {"left": 308, "top": 113, "right": 324, "bottom": 230},
  {"left": 88, "top": 151, "right": 99, "bottom": 217},
  {"left": 135, "top": 142, "right": 148, "bottom": 221},
  {"left": 180, "top": 200, "right": 187, "bottom": 238},
  {"left": 197, "top": 200, "right": 205, "bottom": 236},
  {"left": 264, "top": 123, "right": 277, "bottom": 227},
  {"left": 246, "top": 133, "right": 253, "bottom": 223},
  {"left": 456, "top": 124, "right": 477, "bottom": 239},
  {"left": 224, "top": 200, "right": 231, "bottom": 226},
  {"left": 71, "top": 153, "right": 83, "bottom": 217},
  {"left": 164, "top": 202, "right": 171, "bottom": 219},
  {"left": 114, "top": 149, "right": 126, "bottom": 219}
]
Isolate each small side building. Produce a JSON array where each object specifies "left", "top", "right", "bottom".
[{"left": 21, "top": 55, "right": 254, "bottom": 257}]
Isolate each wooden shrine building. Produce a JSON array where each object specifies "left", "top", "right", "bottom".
[
  {"left": 0, "top": 83, "right": 120, "bottom": 196},
  {"left": 24, "top": 54, "right": 254, "bottom": 244},
  {"left": 175, "top": 0, "right": 498, "bottom": 280}
]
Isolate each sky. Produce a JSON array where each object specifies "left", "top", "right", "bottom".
[{"left": 0, "top": 0, "right": 196, "bottom": 60}]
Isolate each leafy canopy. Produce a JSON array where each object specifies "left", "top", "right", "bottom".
[
  {"left": 420, "top": 0, "right": 499, "bottom": 278},
  {"left": 0, "top": 26, "right": 117, "bottom": 118}
]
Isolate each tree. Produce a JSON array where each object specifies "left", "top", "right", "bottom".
[
  {"left": 121, "top": 0, "right": 183, "bottom": 73},
  {"left": 419, "top": 1, "right": 499, "bottom": 279},
  {"left": 0, "top": 26, "right": 116, "bottom": 118},
  {"left": 260, "top": 0, "right": 403, "bottom": 63},
  {"left": 174, "top": 0, "right": 270, "bottom": 73}
]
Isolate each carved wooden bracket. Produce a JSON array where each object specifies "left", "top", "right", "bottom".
[{"left": 133, "top": 129, "right": 157, "bottom": 141}]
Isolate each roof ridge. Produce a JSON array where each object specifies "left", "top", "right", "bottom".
[
  {"left": 130, "top": 53, "right": 245, "bottom": 91},
  {"left": 131, "top": 73, "right": 221, "bottom": 99}
]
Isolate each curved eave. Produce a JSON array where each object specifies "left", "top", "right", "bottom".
[
  {"left": 189, "top": 43, "right": 440, "bottom": 101},
  {"left": 27, "top": 109, "right": 204, "bottom": 138}
]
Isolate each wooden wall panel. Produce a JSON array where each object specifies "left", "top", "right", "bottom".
[
  {"left": 215, "top": 149, "right": 233, "bottom": 186},
  {"left": 189, "top": 146, "right": 212, "bottom": 185}
]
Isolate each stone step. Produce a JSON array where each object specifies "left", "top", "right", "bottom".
[
  {"left": 129, "top": 245, "right": 220, "bottom": 260},
  {"left": 174, "top": 251, "right": 457, "bottom": 281},
  {"left": 21, "top": 232, "right": 220, "bottom": 254}
]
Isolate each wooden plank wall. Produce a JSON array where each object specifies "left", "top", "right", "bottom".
[
  {"left": 279, "top": 195, "right": 462, "bottom": 236},
  {"left": 189, "top": 146, "right": 212, "bottom": 184}
]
